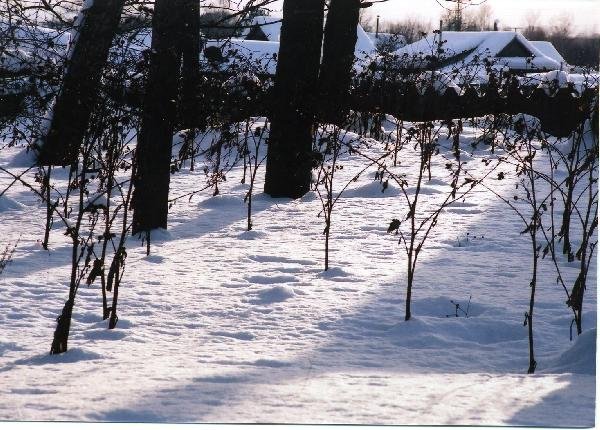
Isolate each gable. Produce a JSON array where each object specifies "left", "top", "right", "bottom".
[
  {"left": 245, "top": 25, "right": 270, "bottom": 42},
  {"left": 496, "top": 38, "right": 533, "bottom": 58}
]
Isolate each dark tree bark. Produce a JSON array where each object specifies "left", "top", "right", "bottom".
[
  {"left": 42, "top": 166, "right": 52, "bottom": 249},
  {"left": 178, "top": 0, "right": 201, "bottom": 167},
  {"left": 50, "top": 164, "right": 88, "bottom": 355},
  {"left": 132, "top": 0, "right": 185, "bottom": 234},
  {"left": 49, "top": 298, "right": 74, "bottom": 354},
  {"left": 180, "top": 0, "right": 201, "bottom": 128},
  {"left": 264, "top": 0, "right": 325, "bottom": 198},
  {"left": 319, "top": 0, "right": 361, "bottom": 125},
  {"left": 37, "top": 0, "right": 125, "bottom": 166}
]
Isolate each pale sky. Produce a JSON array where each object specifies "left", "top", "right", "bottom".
[
  {"left": 367, "top": 0, "right": 599, "bottom": 35},
  {"left": 258, "top": 0, "right": 599, "bottom": 35}
]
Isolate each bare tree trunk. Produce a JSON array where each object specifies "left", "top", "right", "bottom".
[
  {"left": 405, "top": 258, "right": 413, "bottom": 321},
  {"left": 324, "top": 224, "right": 330, "bottom": 271},
  {"left": 107, "top": 247, "right": 124, "bottom": 329},
  {"left": 181, "top": 0, "right": 200, "bottom": 128},
  {"left": 42, "top": 166, "right": 52, "bottom": 249},
  {"left": 49, "top": 298, "right": 74, "bottom": 354},
  {"left": 132, "top": 0, "right": 184, "bottom": 234},
  {"left": 179, "top": 1, "right": 201, "bottom": 169},
  {"left": 264, "top": 0, "right": 325, "bottom": 198},
  {"left": 560, "top": 176, "right": 574, "bottom": 258},
  {"left": 527, "top": 231, "right": 538, "bottom": 374},
  {"left": 50, "top": 164, "right": 88, "bottom": 354},
  {"left": 37, "top": 0, "right": 125, "bottom": 166},
  {"left": 319, "top": 0, "right": 360, "bottom": 125}
]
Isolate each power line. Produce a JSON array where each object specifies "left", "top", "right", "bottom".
[
  {"left": 444, "top": 0, "right": 465, "bottom": 31},
  {"left": 436, "top": 0, "right": 490, "bottom": 31},
  {"left": 434, "top": 0, "right": 455, "bottom": 12}
]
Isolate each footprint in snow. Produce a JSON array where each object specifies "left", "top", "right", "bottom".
[
  {"left": 249, "top": 285, "right": 296, "bottom": 304},
  {"left": 237, "top": 230, "right": 267, "bottom": 240},
  {"left": 245, "top": 274, "right": 299, "bottom": 284},
  {"left": 209, "top": 330, "right": 256, "bottom": 341},
  {"left": 143, "top": 254, "right": 164, "bottom": 264},
  {"left": 252, "top": 358, "right": 294, "bottom": 368},
  {"left": 193, "top": 375, "right": 249, "bottom": 384},
  {"left": 12, "top": 348, "right": 102, "bottom": 366}
]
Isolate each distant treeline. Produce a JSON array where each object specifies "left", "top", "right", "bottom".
[{"left": 524, "top": 30, "right": 600, "bottom": 68}]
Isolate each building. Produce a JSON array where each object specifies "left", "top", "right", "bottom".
[
  {"left": 241, "top": 15, "right": 376, "bottom": 58},
  {"left": 203, "top": 16, "right": 377, "bottom": 75},
  {"left": 241, "top": 16, "right": 282, "bottom": 42},
  {"left": 366, "top": 32, "right": 407, "bottom": 52},
  {"left": 393, "top": 31, "right": 564, "bottom": 85}
]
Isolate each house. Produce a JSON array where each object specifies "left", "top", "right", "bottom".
[
  {"left": 242, "top": 15, "right": 376, "bottom": 59},
  {"left": 204, "top": 16, "right": 377, "bottom": 75},
  {"left": 393, "top": 31, "right": 563, "bottom": 85},
  {"left": 241, "top": 16, "right": 282, "bottom": 42},
  {"left": 203, "top": 39, "right": 280, "bottom": 75},
  {"left": 366, "top": 31, "right": 407, "bottom": 52}
]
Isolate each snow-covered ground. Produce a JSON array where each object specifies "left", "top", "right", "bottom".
[{"left": 0, "top": 118, "right": 596, "bottom": 425}]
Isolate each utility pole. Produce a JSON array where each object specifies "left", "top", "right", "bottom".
[
  {"left": 376, "top": 15, "right": 380, "bottom": 38},
  {"left": 444, "top": 0, "right": 463, "bottom": 31}
]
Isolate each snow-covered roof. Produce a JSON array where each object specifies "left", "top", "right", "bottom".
[
  {"left": 395, "top": 31, "right": 561, "bottom": 74},
  {"left": 0, "top": 23, "right": 71, "bottom": 73},
  {"left": 366, "top": 32, "right": 407, "bottom": 48},
  {"left": 0, "top": 23, "right": 71, "bottom": 54},
  {"left": 520, "top": 70, "right": 599, "bottom": 94},
  {"left": 241, "top": 15, "right": 374, "bottom": 58},
  {"left": 355, "top": 25, "right": 376, "bottom": 58},
  {"left": 413, "top": 71, "right": 462, "bottom": 95},
  {"left": 530, "top": 41, "right": 567, "bottom": 66},
  {"left": 206, "top": 22, "right": 376, "bottom": 75}
]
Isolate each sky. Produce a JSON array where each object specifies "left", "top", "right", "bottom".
[
  {"left": 366, "top": 0, "right": 600, "bottom": 35},
  {"left": 255, "top": 0, "right": 600, "bottom": 35}
]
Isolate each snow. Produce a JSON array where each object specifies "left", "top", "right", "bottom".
[
  {"left": 394, "top": 31, "right": 563, "bottom": 82},
  {"left": 208, "top": 22, "right": 377, "bottom": 74},
  {"left": 240, "top": 14, "right": 375, "bottom": 59},
  {"left": 530, "top": 40, "right": 567, "bottom": 66},
  {"left": 546, "top": 328, "right": 596, "bottom": 375},
  {"left": 0, "top": 117, "right": 596, "bottom": 425},
  {"left": 0, "top": 23, "right": 70, "bottom": 71},
  {"left": 413, "top": 70, "right": 462, "bottom": 95},
  {"left": 203, "top": 39, "right": 280, "bottom": 75},
  {"left": 366, "top": 32, "right": 407, "bottom": 49},
  {"left": 519, "top": 70, "right": 600, "bottom": 95},
  {"left": 0, "top": 49, "right": 35, "bottom": 74},
  {"left": 0, "top": 195, "right": 24, "bottom": 212},
  {"left": 535, "top": 70, "right": 570, "bottom": 94},
  {"left": 64, "top": 0, "right": 94, "bottom": 62},
  {"left": 355, "top": 25, "right": 376, "bottom": 59}
]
